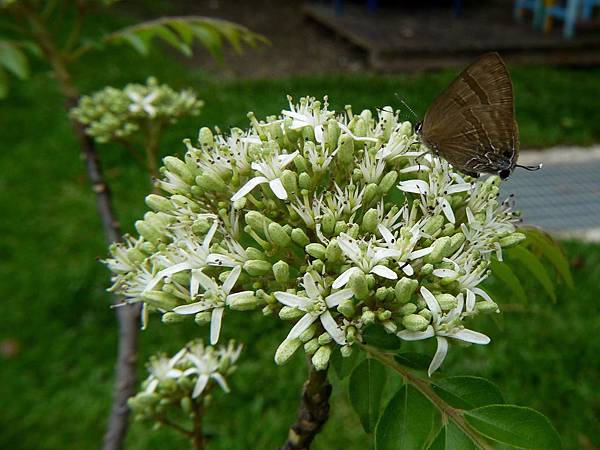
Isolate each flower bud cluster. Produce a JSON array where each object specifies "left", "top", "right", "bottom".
[
  {"left": 71, "top": 77, "right": 203, "bottom": 143},
  {"left": 128, "top": 339, "right": 242, "bottom": 423},
  {"left": 106, "top": 96, "right": 524, "bottom": 375}
]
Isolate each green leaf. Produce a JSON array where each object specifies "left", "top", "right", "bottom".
[
  {"left": 429, "top": 422, "right": 478, "bottom": 450},
  {"left": 507, "top": 246, "right": 556, "bottom": 301},
  {"left": 152, "top": 25, "right": 192, "bottom": 57},
  {"left": 169, "top": 19, "right": 195, "bottom": 46},
  {"left": 376, "top": 385, "right": 438, "bottom": 450},
  {"left": 330, "top": 346, "right": 361, "bottom": 380},
  {"left": 190, "top": 23, "right": 224, "bottom": 61},
  {"left": 363, "top": 325, "right": 403, "bottom": 350},
  {"left": 394, "top": 352, "right": 431, "bottom": 371},
  {"left": 0, "top": 67, "right": 8, "bottom": 99},
  {"left": 490, "top": 260, "right": 527, "bottom": 303},
  {"left": 0, "top": 42, "right": 29, "bottom": 79},
  {"left": 121, "top": 32, "right": 149, "bottom": 55},
  {"left": 521, "top": 227, "right": 573, "bottom": 288},
  {"left": 433, "top": 376, "right": 504, "bottom": 410},
  {"left": 349, "top": 358, "right": 387, "bottom": 433},
  {"left": 464, "top": 405, "right": 561, "bottom": 450}
]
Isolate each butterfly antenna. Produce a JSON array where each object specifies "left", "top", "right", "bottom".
[
  {"left": 394, "top": 93, "right": 419, "bottom": 121},
  {"left": 516, "top": 163, "right": 543, "bottom": 172}
]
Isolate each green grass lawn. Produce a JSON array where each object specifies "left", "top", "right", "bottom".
[{"left": 1, "top": 10, "right": 600, "bottom": 450}]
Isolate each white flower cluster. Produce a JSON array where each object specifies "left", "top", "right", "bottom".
[
  {"left": 106, "top": 96, "right": 525, "bottom": 376},
  {"left": 128, "top": 340, "right": 242, "bottom": 421},
  {"left": 71, "top": 77, "right": 203, "bottom": 143}
]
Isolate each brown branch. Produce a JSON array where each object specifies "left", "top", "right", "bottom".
[
  {"left": 279, "top": 361, "right": 332, "bottom": 450},
  {"left": 20, "top": 6, "right": 141, "bottom": 450}
]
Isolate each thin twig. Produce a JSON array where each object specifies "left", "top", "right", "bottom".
[{"left": 278, "top": 360, "right": 332, "bottom": 450}]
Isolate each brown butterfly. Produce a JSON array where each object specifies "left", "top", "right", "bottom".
[{"left": 416, "top": 52, "right": 540, "bottom": 179}]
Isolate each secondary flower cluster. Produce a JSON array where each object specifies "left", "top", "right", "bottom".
[
  {"left": 128, "top": 340, "right": 242, "bottom": 423},
  {"left": 106, "top": 96, "right": 524, "bottom": 376},
  {"left": 71, "top": 77, "right": 203, "bottom": 143}
]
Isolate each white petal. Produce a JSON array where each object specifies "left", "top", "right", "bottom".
[
  {"left": 398, "top": 180, "right": 429, "bottom": 195},
  {"left": 332, "top": 267, "right": 361, "bottom": 289},
  {"left": 473, "top": 287, "right": 493, "bottom": 303},
  {"left": 287, "top": 313, "right": 318, "bottom": 340},
  {"left": 277, "top": 150, "right": 299, "bottom": 168},
  {"left": 337, "top": 233, "right": 361, "bottom": 262},
  {"left": 466, "top": 207, "right": 476, "bottom": 224},
  {"left": 439, "top": 197, "right": 455, "bottom": 224},
  {"left": 399, "top": 165, "right": 425, "bottom": 173},
  {"left": 207, "top": 253, "right": 237, "bottom": 268},
  {"left": 202, "top": 220, "right": 219, "bottom": 251},
  {"left": 190, "top": 269, "right": 203, "bottom": 297},
  {"left": 303, "top": 272, "right": 320, "bottom": 299},
  {"left": 210, "top": 307, "right": 224, "bottom": 344},
  {"left": 211, "top": 373, "right": 230, "bottom": 393},
  {"left": 432, "top": 269, "right": 458, "bottom": 279},
  {"left": 230, "top": 176, "right": 268, "bottom": 202},
  {"left": 371, "top": 265, "right": 398, "bottom": 280},
  {"left": 409, "top": 247, "right": 434, "bottom": 260},
  {"left": 314, "top": 125, "right": 324, "bottom": 144},
  {"left": 466, "top": 290, "right": 476, "bottom": 312},
  {"left": 338, "top": 122, "right": 378, "bottom": 142},
  {"left": 226, "top": 290, "right": 255, "bottom": 305},
  {"left": 269, "top": 178, "right": 288, "bottom": 200},
  {"left": 446, "top": 183, "right": 472, "bottom": 194},
  {"left": 274, "top": 292, "right": 310, "bottom": 310},
  {"left": 377, "top": 224, "right": 396, "bottom": 244},
  {"left": 397, "top": 325, "right": 435, "bottom": 341},
  {"left": 325, "top": 288, "right": 354, "bottom": 308},
  {"left": 240, "top": 136, "right": 262, "bottom": 144},
  {"left": 420, "top": 286, "right": 441, "bottom": 316},
  {"left": 222, "top": 265, "right": 241, "bottom": 294},
  {"left": 428, "top": 337, "right": 449, "bottom": 376},
  {"left": 146, "top": 378, "right": 159, "bottom": 393},
  {"left": 401, "top": 263, "right": 414, "bottom": 276},
  {"left": 374, "top": 248, "right": 404, "bottom": 261},
  {"left": 195, "top": 270, "right": 218, "bottom": 294},
  {"left": 192, "top": 374, "right": 210, "bottom": 398},
  {"left": 445, "top": 328, "right": 490, "bottom": 345},
  {"left": 320, "top": 310, "right": 346, "bottom": 345},
  {"left": 173, "top": 301, "right": 205, "bottom": 315},
  {"left": 144, "top": 262, "right": 192, "bottom": 293}
]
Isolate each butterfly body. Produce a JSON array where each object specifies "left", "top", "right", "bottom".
[{"left": 417, "top": 52, "right": 522, "bottom": 180}]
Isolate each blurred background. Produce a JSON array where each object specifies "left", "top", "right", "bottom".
[{"left": 1, "top": 1, "right": 599, "bottom": 449}]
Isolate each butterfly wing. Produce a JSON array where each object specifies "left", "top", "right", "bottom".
[{"left": 421, "top": 52, "right": 519, "bottom": 176}]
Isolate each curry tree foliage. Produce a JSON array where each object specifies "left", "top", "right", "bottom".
[{"left": 107, "top": 96, "right": 566, "bottom": 449}]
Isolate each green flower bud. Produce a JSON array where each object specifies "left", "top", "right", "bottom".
[
  {"left": 273, "top": 260, "right": 290, "bottom": 284},
  {"left": 361, "top": 309, "right": 376, "bottom": 325},
  {"left": 325, "top": 119, "right": 341, "bottom": 150},
  {"left": 337, "top": 299, "right": 356, "bottom": 318},
  {"left": 198, "top": 127, "right": 214, "bottom": 147},
  {"left": 243, "top": 259, "right": 271, "bottom": 276},
  {"left": 379, "top": 170, "right": 398, "bottom": 194},
  {"left": 233, "top": 197, "right": 247, "bottom": 210},
  {"left": 325, "top": 239, "right": 344, "bottom": 263},
  {"left": 399, "top": 302, "right": 418, "bottom": 316},
  {"left": 145, "top": 194, "right": 172, "bottom": 213},
  {"left": 420, "top": 263, "right": 434, "bottom": 276},
  {"left": 349, "top": 270, "right": 369, "bottom": 300},
  {"left": 228, "top": 293, "right": 258, "bottom": 311},
  {"left": 321, "top": 212, "right": 336, "bottom": 236},
  {"left": 245, "top": 211, "right": 270, "bottom": 235},
  {"left": 135, "top": 220, "right": 164, "bottom": 244},
  {"left": 161, "top": 312, "right": 187, "bottom": 324},
  {"left": 418, "top": 308, "right": 433, "bottom": 321},
  {"left": 337, "top": 134, "right": 354, "bottom": 166},
  {"left": 422, "top": 215, "right": 445, "bottom": 236},
  {"left": 192, "top": 217, "right": 212, "bottom": 235},
  {"left": 194, "top": 311, "right": 211, "bottom": 325},
  {"left": 402, "top": 314, "right": 429, "bottom": 331},
  {"left": 399, "top": 121, "right": 412, "bottom": 136},
  {"left": 246, "top": 246, "right": 267, "bottom": 261},
  {"left": 306, "top": 243, "right": 327, "bottom": 259},
  {"left": 164, "top": 156, "right": 194, "bottom": 185},
  {"left": 382, "top": 320, "right": 398, "bottom": 334},
  {"left": 476, "top": 300, "right": 499, "bottom": 314},
  {"left": 312, "top": 345, "right": 332, "bottom": 371},
  {"left": 268, "top": 222, "right": 291, "bottom": 247},
  {"left": 141, "top": 291, "right": 179, "bottom": 310},
  {"left": 449, "top": 232, "right": 466, "bottom": 253},
  {"left": 376, "top": 287, "right": 388, "bottom": 301},
  {"left": 395, "top": 277, "right": 419, "bottom": 304},
  {"left": 299, "top": 323, "right": 318, "bottom": 342},
  {"left": 340, "top": 345, "right": 354, "bottom": 358},
  {"left": 294, "top": 154, "right": 308, "bottom": 172},
  {"left": 334, "top": 221, "right": 348, "bottom": 235},
  {"left": 275, "top": 338, "right": 302, "bottom": 365},
  {"left": 499, "top": 232, "right": 526, "bottom": 248},
  {"left": 181, "top": 397, "right": 193, "bottom": 415},
  {"left": 291, "top": 228, "right": 311, "bottom": 247},
  {"left": 280, "top": 169, "right": 298, "bottom": 195},
  {"left": 126, "top": 247, "right": 146, "bottom": 265},
  {"left": 310, "top": 259, "right": 325, "bottom": 273},
  {"left": 304, "top": 338, "right": 320, "bottom": 355},
  {"left": 302, "top": 126, "right": 315, "bottom": 142},
  {"left": 377, "top": 309, "right": 392, "bottom": 321},
  {"left": 318, "top": 332, "right": 332, "bottom": 346},
  {"left": 196, "top": 172, "right": 226, "bottom": 193},
  {"left": 361, "top": 208, "right": 379, "bottom": 233},
  {"left": 425, "top": 236, "right": 451, "bottom": 264},
  {"left": 347, "top": 223, "right": 360, "bottom": 239},
  {"left": 279, "top": 306, "right": 305, "bottom": 320},
  {"left": 363, "top": 183, "right": 379, "bottom": 205},
  {"left": 298, "top": 172, "right": 312, "bottom": 190},
  {"left": 436, "top": 294, "right": 457, "bottom": 311}
]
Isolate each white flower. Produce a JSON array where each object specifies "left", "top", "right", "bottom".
[
  {"left": 128, "top": 90, "right": 159, "bottom": 117},
  {"left": 333, "top": 234, "right": 403, "bottom": 289},
  {"left": 231, "top": 150, "right": 298, "bottom": 201},
  {"left": 377, "top": 223, "right": 433, "bottom": 276},
  {"left": 173, "top": 266, "right": 251, "bottom": 344},
  {"left": 144, "top": 351, "right": 185, "bottom": 394},
  {"left": 282, "top": 95, "right": 333, "bottom": 144},
  {"left": 274, "top": 272, "right": 353, "bottom": 345},
  {"left": 397, "top": 286, "right": 490, "bottom": 376}
]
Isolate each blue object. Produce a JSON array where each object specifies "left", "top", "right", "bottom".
[
  {"left": 544, "top": 0, "right": 583, "bottom": 39},
  {"left": 582, "top": 0, "right": 600, "bottom": 18},
  {"left": 514, "top": 0, "right": 545, "bottom": 28}
]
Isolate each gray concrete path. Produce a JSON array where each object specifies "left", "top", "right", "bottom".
[{"left": 500, "top": 146, "right": 600, "bottom": 241}]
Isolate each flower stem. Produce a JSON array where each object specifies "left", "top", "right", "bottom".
[
  {"left": 360, "top": 344, "right": 494, "bottom": 450},
  {"left": 278, "top": 360, "right": 332, "bottom": 450},
  {"left": 191, "top": 401, "right": 205, "bottom": 450}
]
